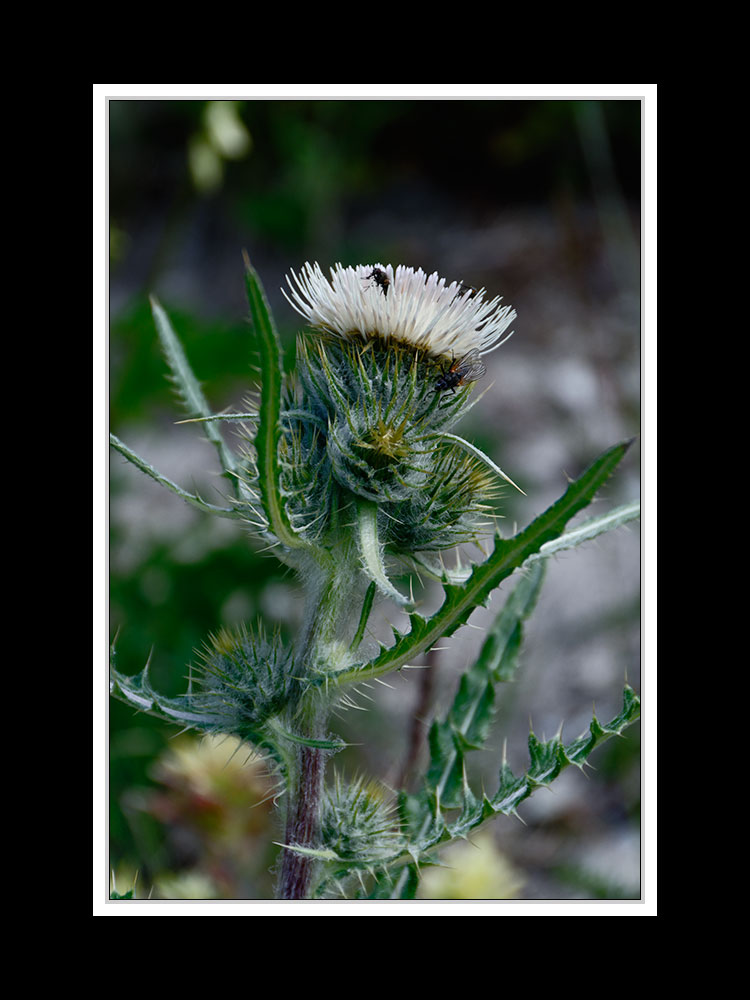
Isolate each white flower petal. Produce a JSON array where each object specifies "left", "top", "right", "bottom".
[{"left": 282, "top": 262, "right": 516, "bottom": 359}]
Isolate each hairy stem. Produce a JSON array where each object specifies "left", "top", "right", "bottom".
[
  {"left": 278, "top": 712, "right": 328, "bottom": 900},
  {"left": 277, "top": 545, "right": 360, "bottom": 899}
]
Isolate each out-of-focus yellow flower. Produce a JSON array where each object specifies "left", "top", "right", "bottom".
[
  {"left": 417, "top": 831, "right": 525, "bottom": 900},
  {"left": 153, "top": 732, "right": 267, "bottom": 800},
  {"left": 156, "top": 871, "right": 218, "bottom": 900}
]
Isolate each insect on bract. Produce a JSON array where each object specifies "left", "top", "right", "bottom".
[{"left": 435, "top": 348, "right": 487, "bottom": 394}]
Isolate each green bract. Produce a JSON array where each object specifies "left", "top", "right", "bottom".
[
  {"left": 110, "top": 258, "right": 640, "bottom": 900},
  {"left": 235, "top": 333, "right": 500, "bottom": 557}
]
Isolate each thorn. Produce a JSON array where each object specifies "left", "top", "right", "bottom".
[
  {"left": 221, "top": 737, "right": 245, "bottom": 771},
  {"left": 167, "top": 725, "right": 193, "bottom": 740},
  {"left": 253, "top": 787, "right": 284, "bottom": 809}
]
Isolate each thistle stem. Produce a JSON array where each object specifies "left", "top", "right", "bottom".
[
  {"left": 276, "top": 546, "right": 358, "bottom": 900},
  {"left": 279, "top": 724, "right": 327, "bottom": 900}
]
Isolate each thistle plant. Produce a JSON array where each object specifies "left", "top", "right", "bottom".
[{"left": 110, "top": 258, "right": 640, "bottom": 901}]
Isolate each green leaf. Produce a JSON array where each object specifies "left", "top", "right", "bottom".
[
  {"left": 149, "top": 295, "right": 238, "bottom": 485},
  {"left": 336, "top": 440, "right": 633, "bottom": 685},
  {"left": 472, "top": 560, "right": 546, "bottom": 685},
  {"left": 489, "top": 685, "right": 641, "bottom": 817},
  {"left": 274, "top": 843, "right": 342, "bottom": 863},
  {"left": 243, "top": 254, "right": 306, "bottom": 551},
  {"left": 109, "top": 656, "right": 225, "bottom": 728},
  {"left": 423, "top": 561, "right": 545, "bottom": 809},
  {"left": 357, "top": 501, "right": 411, "bottom": 606},
  {"left": 350, "top": 581, "right": 377, "bottom": 652},
  {"left": 110, "top": 433, "right": 243, "bottom": 519},
  {"left": 366, "top": 864, "right": 419, "bottom": 900},
  {"left": 109, "top": 639, "right": 291, "bottom": 772},
  {"left": 525, "top": 499, "right": 640, "bottom": 564},
  {"left": 375, "top": 686, "right": 640, "bottom": 894}
]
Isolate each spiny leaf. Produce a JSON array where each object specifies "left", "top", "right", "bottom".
[
  {"left": 488, "top": 685, "right": 641, "bottom": 816},
  {"left": 471, "top": 560, "right": 546, "bottom": 684},
  {"left": 149, "top": 295, "right": 238, "bottom": 485},
  {"left": 371, "top": 686, "right": 640, "bottom": 895},
  {"left": 110, "top": 433, "right": 243, "bottom": 520},
  {"left": 342, "top": 683, "right": 640, "bottom": 900},
  {"left": 525, "top": 499, "right": 640, "bottom": 564},
  {"left": 365, "top": 864, "right": 419, "bottom": 900},
  {"left": 336, "top": 440, "right": 632, "bottom": 685},
  {"left": 423, "top": 561, "right": 545, "bottom": 810},
  {"left": 109, "top": 637, "right": 292, "bottom": 773},
  {"left": 109, "top": 659, "right": 225, "bottom": 728},
  {"left": 563, "top": 685, "right": 640, "bottom": 767}
]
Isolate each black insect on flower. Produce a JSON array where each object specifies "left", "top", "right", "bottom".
[
  {"left": 450, "top": 282, "right": 480, "bottom": 306},
  {"left": 435, "top": 348, "right": 487, "bottom": 394},
  {"left": 364, "top": 266, "right": 391, "bottom": 298},
  {"left": 284, "top": 262, "right": 516, "bottom": 362}
]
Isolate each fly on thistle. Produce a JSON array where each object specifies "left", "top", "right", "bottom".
[
  {"left": 363, "top": 266, "right": 391, "bottom": 298},
  {"left": 435, "top": 348, "right": 487, "bottom": 394},
  {"left": 452, "top": 282, "right": 478, "bottom": 303}
]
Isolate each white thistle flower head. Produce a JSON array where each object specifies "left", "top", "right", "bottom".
[{"left": 283, "top": 261, "right": 516, "bottom": 360}]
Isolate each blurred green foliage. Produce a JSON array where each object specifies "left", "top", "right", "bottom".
[{"left": 109, "top": 100, "right": 640, "bottom": 251}]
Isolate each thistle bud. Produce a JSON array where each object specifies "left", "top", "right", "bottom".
[{"left": 319, "top": 773, "right": 404, "bottom": 869}]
